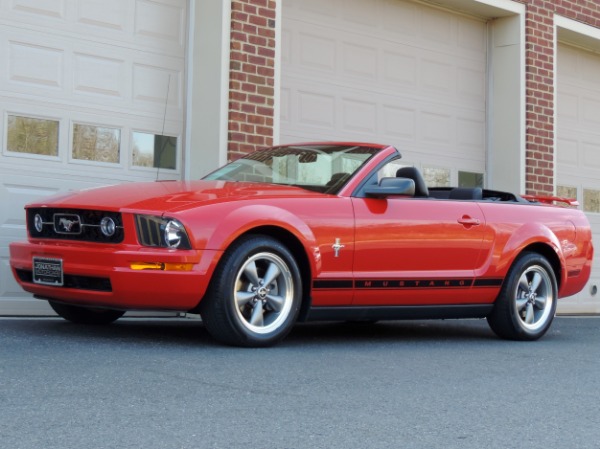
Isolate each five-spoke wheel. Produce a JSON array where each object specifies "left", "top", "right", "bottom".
[
  {"left": 514, "top": 265, "right": 553, "bottom": 332},
  {"left": 233, "top": 252, "right": 295, "bottom": 335},
  {"left": 487, "top": 252, "right": 557, "bottom": 340},
  {"left": 200, "top": 235, "right": 302, "bottom": 347}
]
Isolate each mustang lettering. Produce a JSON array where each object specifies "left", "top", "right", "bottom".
[{"left": 9, "top": 143, "right": 594, "bottom": 346}]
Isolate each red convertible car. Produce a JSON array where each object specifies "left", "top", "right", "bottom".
[{"left": 9, "top": 143, "right": 594, "bottom": 346}]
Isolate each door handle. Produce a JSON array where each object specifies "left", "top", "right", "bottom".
[{"left": 457, "top": 216, "right": 481, "bottom": 226}]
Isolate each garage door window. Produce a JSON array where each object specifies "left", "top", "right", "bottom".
[
  {"left": 459, "top": 171, "right": 483, "bottom": 188},
  {"left": 423, "top": 167, "right": 450, "bottom": 187},
  {"left": 557, "top": 185, "right": 577, "bottom": 201},
  {"left": 132, "top": 132, "right": 177, "bottom": 170},
  {"left": 583, "top": 189, "right": 600, "bottom": 213},
  {"left": 72, "top": 124, "right": 120, "bottom": 164},
  {"left": 6, "top": 115, "right": 59, "bottom": 157}
]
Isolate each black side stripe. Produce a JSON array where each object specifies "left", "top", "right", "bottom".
[
  {"left": 313, "top": 280, "right": 353, "bottom": 289},
  {"left": 473, "top": 279, "right": 503, "bottom": 287},
  {"left": 313, "top": 278, "right": 503, "bottom": 289}
]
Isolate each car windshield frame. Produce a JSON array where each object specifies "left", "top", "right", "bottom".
[{"left": 203, "top": 144, "right": 382, "bottom": 194}]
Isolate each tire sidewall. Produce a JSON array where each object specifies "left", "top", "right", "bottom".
[
  {"left": 505, "top": 253, "right": 558, "bottom": 340},
  {"left": 215, "top": 235, "right": 302, "bottom": 346}
]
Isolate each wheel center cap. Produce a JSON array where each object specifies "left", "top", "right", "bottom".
[{"left": 257, "top": 287, "right": 268, "bottom": 298}]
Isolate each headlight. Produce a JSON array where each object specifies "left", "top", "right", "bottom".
[
  {"left": 135, "top": 215, "right": 191, "bottom": 249},
  {"left": 164, "top": 220, "right": 185, "bottom": 248}
]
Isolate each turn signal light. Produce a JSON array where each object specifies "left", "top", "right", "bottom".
[{"left": 130, "top": 262, "right": 193, "bottom": 271}]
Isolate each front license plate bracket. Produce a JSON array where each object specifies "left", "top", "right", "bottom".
[{"left": 33, "top": 257, "right": 64, "bottom": 286}]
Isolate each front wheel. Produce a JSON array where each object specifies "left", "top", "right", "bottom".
[
  {"left": 49, "top": 300, "right": 125, "bottom": 325},
  {"left": 487, "top": 252, "right": 557, "bottom": 341},
  {"left": 200, "top": 235, "right": 302, "bottom": 347}
]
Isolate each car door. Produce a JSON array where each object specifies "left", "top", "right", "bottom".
[{"left": 351, "top": 196, "right": 487, "bottom": 306}]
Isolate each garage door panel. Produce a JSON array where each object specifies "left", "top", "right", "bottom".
[
  {"left": 558, "top": 43, "right": 600, "bottom": 312},
  {"left": 297, "top": 31, "right": 337, "bottom": 73},
  {"left": 11, "top": 0, "right": 65, "bottom": 19},
  {"left": 3, "top": 29, "right": 184, "bottom": 122},
  {"left": 381, "top": 0, "right": 418, "bottom": 34},
  {"left": 291, "top": 0, "right": 339, "bottom": 19},
  {"left": 582, "top": 97, "right": 600, "bottom": 125},
  {"left": 283, "top": 93, "right": 485, "bottom": 167},
  {"left": 557, "top": 136, "right": 579, "bottom": 168},
  {"left": 73, "top": 52, "right": 126, "bottom": 99},
  {"left": 77, "top": 0, "right": 129, "bottom": 32},
  {"left": 381, "top": 105, "right": 417, "bottom": 141},
  {"left": 382, "top": 50, "right": 417, "bottom": 87},
  {"left": 0, "top": 0, "right": 187, "bottom": 315},
  {"left": 4, "top": 0, "right": 185, "bottom": 56},
  {"left": 582, "top": 141, "right": 600, "bottom": 169},
  {"left": 342, "top": 0, "right": 380, "bottom": 28},
  {"left": 0, "top": 174, "right": 61, "bottom": 307},
  {"left": 457, "top": 116, "right": 485, "bottom": 152},
  {"left": 342, "top": 42, "right": 378, "bottom": 80},
  {"left": 8, "top": 39, "right": 63, "bottom": 89},
  {"left": 342, "top": 98, "right": 378, "bottom": 134},
  {"left": 134, "top": 0, "right": 186, "bottom": 47},
  {"left": 557, "top": 91, "right": 579, "bottom": 122}
]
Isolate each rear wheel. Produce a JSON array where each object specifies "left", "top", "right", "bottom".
[
  {"left": 200, "top": 235, "right": 302, "bottom": 347},
  {"left": 49, "top": 300, "right": 125, "bottom": 325},
  {"left": 487, "top": 252, "right": 557, "bottom": 340}
]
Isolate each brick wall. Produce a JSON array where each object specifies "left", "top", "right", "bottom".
[
  {"left": 520, "top": 0, "right": 600, "bottom": 195},
  {"left": 228, "top": 0, "right": 277, "bottom": 161},
  {"left": 227, "top": 0, "right": 600, "bottom": 195}
]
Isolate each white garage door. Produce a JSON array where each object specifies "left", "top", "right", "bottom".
[
  {"left": 0, "top": 0, "right": 188, "bottom": 315},
  {"left": 281, "top": 0, "right": 487, "bottom": 188},
  {"left": 557, "top": 43, "right": 600, "bottom": 314}
]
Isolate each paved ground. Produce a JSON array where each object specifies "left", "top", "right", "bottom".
[{"left": 1, "top": 316, "right": 600, "bottom": 449}]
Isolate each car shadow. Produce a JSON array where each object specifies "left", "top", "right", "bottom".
[
  {"left": 285, "top": 319, "right": 498, "bottom": 346},
  {"left": 22, "top": 316, "right": 498, "bottom": 348}
]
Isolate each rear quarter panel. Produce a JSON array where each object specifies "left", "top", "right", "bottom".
[{"left": 476, "top": 202, "right": 592, "bottom": 297}]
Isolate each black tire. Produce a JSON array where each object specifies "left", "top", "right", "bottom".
[
  {"left": 487, "top": 252, "right": 557, "bottom": 341},
  {"left": 200, "top": 235, "right": 302, "bottom": 347},
  {"left": 49, "top": 300, "right": 125, "bottom": 325}
]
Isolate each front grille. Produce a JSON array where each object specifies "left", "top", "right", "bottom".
[
  {"left": 27, "top": 208, "right": 124, "bottom": 243},
  {"left": 15, "top": 269, "right": 112, "bottom": 292}
]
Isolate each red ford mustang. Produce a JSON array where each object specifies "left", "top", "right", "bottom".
[{"left": 9, "top": 143, "right": 594, "bottom": 346}]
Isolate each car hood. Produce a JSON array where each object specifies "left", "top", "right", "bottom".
[{"left": 28, "top": 180, "right": 326, "bottom": 213}]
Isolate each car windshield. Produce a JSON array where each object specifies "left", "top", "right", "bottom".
[{"left": 203, "top": 144, "right": 381, "bottom": 193}]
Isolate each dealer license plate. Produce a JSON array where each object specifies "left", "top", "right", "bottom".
[{"left": 33, "top": 257, "right": 64, "bottom": 286}]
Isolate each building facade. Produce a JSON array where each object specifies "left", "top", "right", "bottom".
[{"left": 1, "top": 0, "right": 599, "bottom": 314}]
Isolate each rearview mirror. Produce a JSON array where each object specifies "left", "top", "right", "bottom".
[{"left": 298, "top": 152, "right": 318, "bottom": 163}]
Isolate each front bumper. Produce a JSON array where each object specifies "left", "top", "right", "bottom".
[{"left": 9, "top": 240, "right": 222, "bottom": 311}]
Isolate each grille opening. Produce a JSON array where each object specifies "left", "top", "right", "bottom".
[
  {"left": 16, "top": 269, "right": 112, "bottom": 292},
  {"left": 27, "top": 208, "right": 124, "bottom": 244}
]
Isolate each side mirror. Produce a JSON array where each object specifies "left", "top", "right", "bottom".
[{"left": 364, "top": 177, "right": 415, "bottom": 198}]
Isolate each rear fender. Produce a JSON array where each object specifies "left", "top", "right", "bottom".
[{"left": 495, "top": 222, "right": 568, "bottom": 288}]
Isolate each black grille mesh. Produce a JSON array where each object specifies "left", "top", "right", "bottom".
[
  {"left": 27, "top": 208, "right": 124, "bottom": 243},
  {"left": 135, "top": 215, "right": 164, "bottom": 247},
  {"left": 15, "top": 269, "right": 112, "bottom": 292}
]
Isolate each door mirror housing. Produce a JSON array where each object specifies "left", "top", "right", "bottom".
[{"left": 364, "top": 177, "right": 415, "bottom": 198}]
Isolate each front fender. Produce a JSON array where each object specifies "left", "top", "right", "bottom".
[{"left": 202, "top": 204, "right": 320, "bottom": 275}]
